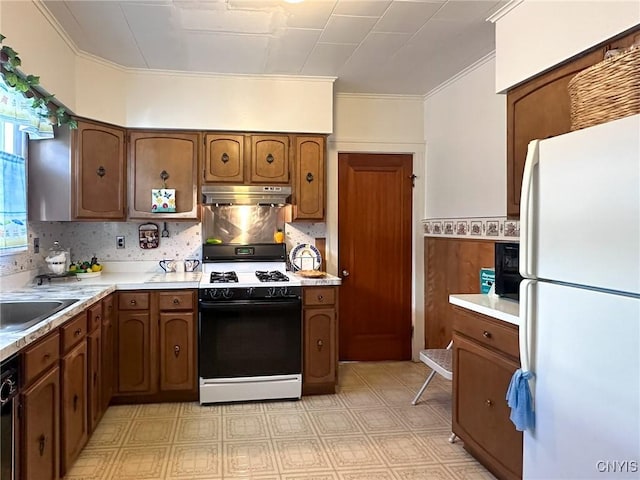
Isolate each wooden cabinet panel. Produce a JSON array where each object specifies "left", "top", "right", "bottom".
[
  {"left": 453, "top": 307, "right": 519, "bottom": 359},
  {"left": 21, "top": 365, "right": 60, "bottom": 480},
  {"left": 303, "top": 308, "right": 336, "bottom": 385},
  {"left": 250, "top": 135, "right": 289, "bottom": 183},
  {"left": 87, "top": 326, "right": 102, "bottom": 434},
  {"left": 23, "top": 332, "right": 60, "bottom": 385},
  {"left": 506, "top": 47, "right": 606, "bottom": 217},
  {"left": 293, "top": 136, "right": 325, "bottom": 220},
  {"left": 159, "top": 312, "right": 196, "bottom": 391},
  {"left": 204, "top": 133, "right": 245, "bottom": 183},
  {"left": 118, "top": 292, "right": 149, "bottom": 310},
  {"left": 101, "top": 295, "right": 114, "bottom": 412},
  {"left": 60, "top": 314, "right": 87, "bottom": 354},
  {"left": 73, "top": 120, "right": 126, "bottom": 220},
  {"left": 61, "top": 341, "right": 88, "bottom": 476},
  {"left": 87, "top": 301, "right": 102, "bottom": 333},
  {"left": 303, "top": 287, "right": 336, "bottom": 306},
  {"left": 128, "top": 131, "right": 200, "bottom": 219},
  {"left": 453, "top": 333, "right": 522, "bottom": 480},
  {"left": 158, "top": 291, "right": 194, "bottom": 311},
  {"left": 116, "top": 311, "right": 155, "bottom": 395}
]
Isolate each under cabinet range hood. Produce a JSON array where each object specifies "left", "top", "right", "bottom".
[{"left": 202, "top": 185, "right": 292, "bottom": 206}]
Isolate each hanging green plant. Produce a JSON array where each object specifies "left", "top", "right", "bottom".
[{"left": 0, "top": 34, "right": 77, "bottom": 129}]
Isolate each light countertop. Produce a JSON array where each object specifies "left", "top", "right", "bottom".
[
  {"left": 449, "top": 294, "right": 519, "bottom": 326},
  {"left": 292, "top": 272, "right": 342, "bottom": 286}
]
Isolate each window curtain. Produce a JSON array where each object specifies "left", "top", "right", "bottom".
[
  {"left": 0, "top": 151, "right": 27, "bottom": 249},
  {"left": 0, "top": 75, "right": 53, "bottom": 139}
]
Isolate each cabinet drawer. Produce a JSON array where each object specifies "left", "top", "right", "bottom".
[
  {"left": 87, "top": 301, "right": 102, "bottom": 332},
  {"left": 453, "top": 307, "right": 519, "bottom": 359},
  {"left": 61, "top": 314, "right": 87, "bottom": 353},
  {"left": 23, "top": 332, "right": 60, "bottom": 385},
  {"left": 118, "top": 292, "right": 149, "bottom": 310},
  {"left": 158, "top": 291, "right": 194, "bottom": 311},
  {"left": 303, "top": 287, "right": 336, "bottom": 306}
]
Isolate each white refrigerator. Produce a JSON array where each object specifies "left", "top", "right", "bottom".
[{"left": 519, "top": 113, "right": 640, "bottom": 479}]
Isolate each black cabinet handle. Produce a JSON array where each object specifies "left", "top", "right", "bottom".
[
  {"left": 174, "top": 345, "right": 181, "bottom": 357},
  {"left": 482, "top": 331, "right": 492, "bottom": 338},
  {"left": 73, "top": 394, "right": 79, "bottom": 411},
  {"left": 306, "top": 172, "right": 314, "bottom": 183},
  {"left": 221, "top": 153, "right": 229, "bottom": 164},
  {"left": 266, "top": 153, "right": 274, "bottom": 164},
  {"left": 173, "top": 298, "right": 180, "bottom": 305},
  {"left": 39, "top": 435, "right": 46, "bottom": 456},
  {"left": 96, "top": 166, "right": 106, "bottom": 177}
]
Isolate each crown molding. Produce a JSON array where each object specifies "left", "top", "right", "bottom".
[
  {"left": 33, "top": 0, "right": 81, "bottom": 56},
  {"left": 486, "top": 0, "right": 524, "bottom": 23},
  {"left": 424, "top": 51, "right": 496, "bottom": 100},
  {"left": 335, "top": 92, "right": 425, "bottom": 102}
]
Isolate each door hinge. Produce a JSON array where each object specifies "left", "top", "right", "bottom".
[{"left": 409, "top": 174, "right": 417, "bottom": 188}]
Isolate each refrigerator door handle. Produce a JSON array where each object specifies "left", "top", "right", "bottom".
[
  {"left": 519, "top": 140, "right": 540, "bottom": 278},
  {"left": 519, "top": 279, "right": 535, "bottom": 375}
]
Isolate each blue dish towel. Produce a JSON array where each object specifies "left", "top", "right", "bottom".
[{"left": 506, "top": 368, "right": 535, "bottom": 431}]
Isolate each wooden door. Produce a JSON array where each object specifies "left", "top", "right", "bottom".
[
  {"left": 61, "top": 341, "right": 88, "bottom": 476},
  {"left": 116, "top": 311, "right": 155, "bottom": 394},
  {"left": 21, "top": 366, "right": 60, "bottom": 480},
  {"left": 87, "top": 327, "right": 102, "bottom": 433},
  {"left": 159, "top": 312, "right": 196, "bottom": 392},
  {"left": 128, "top": 131, "right": 200, "bottom": 219},
  {"left": 250, "top": 135, "right": 289, "bottom": 183},
  {"left": 338, "top": 153, "right": 413, "bottom": 360},
  {"left": 293, "top": 136, "right": 325, "bottom": 221},
  {"left": 73, "top": 120, "right": 126, "bottom": 220},
  {"left": 204, "top": 133, "right": 245, "bottom": 183}
]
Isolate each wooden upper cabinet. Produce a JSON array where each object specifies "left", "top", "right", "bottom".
[
  {"left": 293, "top": 136, "right": 325, "bottom": 221},
  {"left": 250, "top": 135, "right": 290, "bottom": 183},
  {"left": 128, "top": 131, "right": 200, "bottom": 219},
  {"left": 72, "top": 120, "right": 126, "bottom": 220},
  {"left": 204, "top": 133, "right": 245, "bottom": 183}
]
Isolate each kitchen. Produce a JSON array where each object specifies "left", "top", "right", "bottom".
[{"left": 1, "top": 1, "right": 639, "bottom": 480}]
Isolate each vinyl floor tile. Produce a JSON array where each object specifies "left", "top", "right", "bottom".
[{"left": 68, "top": 361, "right": 497, "bottom": 480}]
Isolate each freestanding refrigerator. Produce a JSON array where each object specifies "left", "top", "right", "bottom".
[{"left": 518, "top": 113, "right": 640, "bottom": 479}]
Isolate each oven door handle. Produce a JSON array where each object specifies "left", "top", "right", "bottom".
[{"left": 199, "top": 299, "right": 300, "bottom": 308}]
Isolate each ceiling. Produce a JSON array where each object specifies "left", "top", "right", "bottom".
[{"left": 42, "top": 0, "right": 506, "bottom": 96}]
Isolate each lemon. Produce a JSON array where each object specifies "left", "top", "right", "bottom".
[
  {"left": 69, "top": 265, "right": 77, "bottom": 272},
  {"left": 91, "top": 264, "right": 102, "bottom": 272}
]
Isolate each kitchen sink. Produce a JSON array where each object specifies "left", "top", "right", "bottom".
[{"left": 0, "top": 299, "right": 79, "bottom": 333}]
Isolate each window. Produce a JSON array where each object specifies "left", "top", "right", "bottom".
[{"left": 0, "top": 121, "right": 27, "bottom": 253}]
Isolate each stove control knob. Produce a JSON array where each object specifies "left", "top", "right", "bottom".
[
  {"left": 222, "top": 288, "right": 233, "bottom": 299},
  {"left": 247, "top": 287, "right": 254, "bottom": 297},
  {"left": 278, "top": 287, "right": 288, "bottom": 297},
  {"left": 268, "top": 287, "right": 276, "bottom": 297},
  {"left": 209, "top": 289, "right": 222, "bottom": 299}
]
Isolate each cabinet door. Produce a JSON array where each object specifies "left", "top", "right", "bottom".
[
  {"left": 21, "top": 366, "right": 60, "bottom": 480},
  {"left": 452, "top": 333, "right": 522, "bottom": 480},
  {"left": 87, "top": 327, "right": 102, "bottom": 434},
  {"left": 116, "top": 311, "right": 155, "bottom": 395},
  {"left": 61, "top": 341, "right": 88, "bottom": 476},
  {"left": 506, "top": 47, "right": 605, "bottom": 217},
  {"left": 128, "top": 131, "right": 200, "bottom": 219},
  {"left": 101, "top": 295, "right": 114, "bottom": 412},
  {"left": 293, "top": 136, "right": 325, "bottom": 221},
  {"left": 159, "top": 312, "right": 196, "bottom": 392},
  {"left": 303, "top": 308, "right": 336, "bottom": 390},
  {"left": 73, "top": 120, "right": 126, "bottom": 220},
  {"left": 204, "top": 133, "right": 245, "bottom": 183},
  {"left": 250, "top": 135, "right": 290, "bottom": 183}
]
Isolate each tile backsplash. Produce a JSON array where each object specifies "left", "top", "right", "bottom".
[
  {"left": 0, "top": 221, "right": 201, "bottom": 277},
  {"left": 422, "top": 216, "right": 520, "bottom": 241}
]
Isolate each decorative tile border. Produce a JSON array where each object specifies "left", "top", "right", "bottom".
[{"left": 422, "top": 217, "right": 519, "bottom": 241}]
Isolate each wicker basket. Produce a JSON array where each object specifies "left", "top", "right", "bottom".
[{"left": 568, "top": 45, "right": 640, "bottom": 131}]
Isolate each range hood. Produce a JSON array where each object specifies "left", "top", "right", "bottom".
[{"left": 202, "top": 185, "right": 292, "bottom": 206}]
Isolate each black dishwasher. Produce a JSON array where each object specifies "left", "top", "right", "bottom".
[{"left": 1, "top": 354, "right": 20, "bottom": 480}]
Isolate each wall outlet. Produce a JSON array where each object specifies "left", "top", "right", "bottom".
[
  {"left": 34, "top": 237, "right": 40, "bottom": 253},
  {"left": 116, "top": 236, "right": 125, "bottom": 249}
]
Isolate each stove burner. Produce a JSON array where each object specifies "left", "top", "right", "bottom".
[
  {"left": 209, "top": 271, "right": 238, "bottom": 283},
  {"left": 255, "top": 270, "right": 289, "bottom": 282}
]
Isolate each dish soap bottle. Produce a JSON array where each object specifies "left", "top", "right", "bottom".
[{"left": 273, "top": 228, "right": 284, "bottom": 243}]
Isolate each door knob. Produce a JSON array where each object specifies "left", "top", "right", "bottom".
[{"left": 342, "top": 270, "right": 350, "bottom": 277}]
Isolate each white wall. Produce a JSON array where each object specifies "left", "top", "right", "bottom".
[
  {"left": 328, "top": 93, "right": 426, "bottom": 359},
  {"left": 492, "top": 1, "right": 640, "bottom": 92},
  {"left": 424, "top": 54, "right": 506, "bottom": 219}
]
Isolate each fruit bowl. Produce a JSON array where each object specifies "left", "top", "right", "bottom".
[{"left": 75, "top": 271, "right": 102, "bottom": 279}]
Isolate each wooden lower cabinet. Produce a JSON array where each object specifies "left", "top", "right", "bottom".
[
  {"left": 101, "top": 294, "right": 115, "bottom": 412},
  {"left": 302, "top": 287, "right": 338, "bottom": 395},
  {"left": 452, "top": 309, "right": 522, "bottom": 480},
  {"left": 21, "top": 365, "right": 60, "bottom": 480},
  {"left": 113, "top": 289, "right": 197, "bottom": 402},
  {"left": 60, "top": 341, "right": 88, "bottom": 476},
  {"left": 159, "top": 312, "right": 196, "bottom": 391}
]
